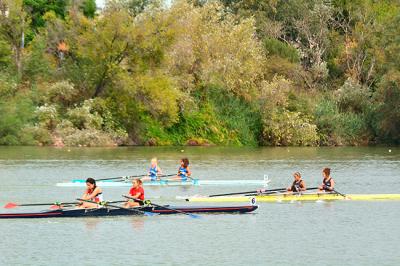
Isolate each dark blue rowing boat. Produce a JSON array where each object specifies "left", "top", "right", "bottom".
[{"left": 0, "top": 205, "right": 258, "bottom": 219}]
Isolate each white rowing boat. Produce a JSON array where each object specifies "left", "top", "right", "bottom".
[{"left": 56, "top": 176, "right": 271, "bottom": 187}]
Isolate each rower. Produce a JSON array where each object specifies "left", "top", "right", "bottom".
[
  {"left": 141, "top": 157, "right": 163, "bottom": 182},
  {"left": 78, "top": 178, "right": 103, "bottom": 208},
  {"left": 124, "top": 178, "right": 145, "bottom": 207},
  {"left": 286, "top": 172, "right": 306, "bottom": 193},
  {"left": 318, "top": 167, "right": 335, "bottom": 192},
  {"left": 169, "top": 158, "right": 191, "bottom": 182}
]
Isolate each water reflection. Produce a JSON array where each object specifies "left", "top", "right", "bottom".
[
  {"left": 130, "top": 217, "right": 145, "bottom": 231},
  {"left": 84, "top": 218, "right": 100, "bottom": 230}
]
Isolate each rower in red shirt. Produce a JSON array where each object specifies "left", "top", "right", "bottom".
[
  {"left": 78, "top": 178, "right": 103, "bottom": 209},
  {"left": 124, "top": 178, "right": 145, "bottom": 207}
]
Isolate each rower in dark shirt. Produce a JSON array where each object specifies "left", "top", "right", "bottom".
[
  {"left": 287, "top": 172, "right": 306, "bottom": 193},
  {"left": 318, "top": 168, "right": 335, "bottom": 192}
]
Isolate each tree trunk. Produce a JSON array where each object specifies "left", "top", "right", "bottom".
[{"left": 14, "top": 45, "right": 22, "bottom": 80}]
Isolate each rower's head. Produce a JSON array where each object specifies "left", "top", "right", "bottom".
[
  {"left": 293, "top": 172, "right": 301, "bottom": 181},
  {"left": 322, "top": 168, "right": 331, "bottom": 178},
  {"left": 181, "top": 158, "right": 189, "bottom": 168},
  {"left": 86, "top": 178, "right": 96, "bottom": 189},
  {"left": 151, "top": 157, "right": 158, "bottom": 166},
  {"left": 132, "top": 178, "right": 143, "bottom": 188}
]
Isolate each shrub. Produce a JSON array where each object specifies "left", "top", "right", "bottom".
[
  {"left": 0, "top": 96, "right": 35, "bottom": 145},
  {"left": 314, "top": 96, "right": 371, "bottom": 145},
  {"left": 23, "top": 35, "right": 54, "bottom": 80},
  {"left": 20, "top": 125, "right": 53, "bottom": 145},
  {"left": 67, "top": 100, "right": 103, "bottom": 130},
  {"left": 334, "top": 112, "right": 369, "bottom": 145},
  {"left": 62, "top": 128, "right": 117, "bottom": 147},
  {"left": 0, "top": 73, "right": 17, "bottom": 97},
  {"left": 35, "top": 104, "right": 59, "bottom": 130},
  {"left": 336, "top": 78, "right": 371, "bottom": 114},
  {"left": 263, "top": 37, "right": 300, "bottom": 63},
  {"left": 261, "top": 110, "right": 319, "bottom": 146},
  {"left": 45, "top": 81, "right": 79, "bottom": 107},
  {"left": 373, "top": 71, "right": 400, "bottom": 143}
]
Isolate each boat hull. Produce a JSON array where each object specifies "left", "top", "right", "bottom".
[
  {"left": 0, "top": 205, "right": 258, "bottom": 219},
  {"left": 185, "top": 193, "right": 400, "bottom": 203},
  {"left": 56, "top": 179, "right": 269, "bottom": 187}
]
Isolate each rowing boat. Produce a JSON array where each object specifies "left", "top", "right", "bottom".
[
  {"left": 56, "top": 178, "right": 270, "bottom": 187},
  {"left": 0, "top": 205, "right": 258, "bottom": 219},
  {"left": 183, "top": 193, "right": 400, "bottom": 203}
]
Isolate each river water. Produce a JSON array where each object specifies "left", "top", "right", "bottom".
[{"left": 0, "top": 146, "right": 399, "bottom": 265}]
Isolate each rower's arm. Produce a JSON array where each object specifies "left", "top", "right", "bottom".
[
  {"left": 329, "top": 179, "right": 335, "bottom": 190},
  {"left": 186, "top": 167, "right": 192, "bottom": 176},
  {"left": 86, "top": 187, "right": 102, "bottom": 200},
  {"left": 130, "top": 192, "right": 142, "bottom": 199},
  {"left": 300, "top": 181, "right": 307, "bottom": 191}
]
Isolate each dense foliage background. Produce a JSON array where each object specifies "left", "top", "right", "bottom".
[{"left": 0, "top": 0, "right": 399, "bottom": 146}]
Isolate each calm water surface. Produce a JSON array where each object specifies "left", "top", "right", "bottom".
[{"left": 0, "top": 146, "right": 399, "bottom": 265}]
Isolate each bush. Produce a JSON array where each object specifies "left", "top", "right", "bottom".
[
  {"left": 373, "top": 71, "right": 400, "bottom": 143},
  {"left": 67, "top": 100, "right": 103, "bottom": 130},
  {"left": 334, "top": 112, "right": 369, "bottom": 145},
  {"left": 23, "top": 35, "right": 54, "bottom": 80},
  {"left": 263, "top": 37, "right": 300, "bottom": 63},
  {"left": 20, "top": 125, "right": 53, "bottom": 145},
  {"left": 35, "top": 104, "right": 59, "bottom": 130},
  {"left": 206, "top": 87, "right": 261, "bottom": 146},
  {"left": 45, "top": 81, "right": 79, "bottom": 107},
  {"left": 336, "top": 78, "right": 371, "bottom": 114},
  {"left": 261, "top": 110, "right": 319, "bottom": 146},
  {"left": 314, "top": 96, "right": 371, "bottom": 145},
  {"left": 0, "top": 38, "right": 11, "bottom": 69},
  {"left": 0, "top": 73, "right": 17, "bottom": 97},
  {"left": 0, "top": 96, "right": 35, "bottom": 145},
  {"left": 62, "top": 128, "right": 117, "bottom": 147}
]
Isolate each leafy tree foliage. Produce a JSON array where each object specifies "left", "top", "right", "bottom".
[{"left": 0, "top": 0, "right": 399, "bottom": 146}]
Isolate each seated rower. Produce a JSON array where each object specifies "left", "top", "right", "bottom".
[
  {"left": 286, "top": 172, "right": 306, "bottom": 193},
  {"left": 318, "top": 167, "right": 335, "bottom": 192},
  {"left": 124, "top": 178, "right": 145, "bottom": 207},
  {"left": 141, "top": 157, "right": 162, "bottom": 182},
  {"left": 169, "top": 158, "right": 191, "bottom": 182},
  {"left": 78, "top": 178, "right": 103, "bottom": 208}
]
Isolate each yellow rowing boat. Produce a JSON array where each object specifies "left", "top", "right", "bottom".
[{"left": 185, "top": 193, "right": 400, "bottom": 203}]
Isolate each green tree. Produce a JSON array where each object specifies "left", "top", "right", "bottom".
[
  {"left": 81, "top": 0, "right": 96, "bottom": 18},
  {"left": 0, "top": 0, "right": 30, "bottom": 79},
  {"left": 64, "top": 6, "right": 134, "bottom": 97},
  {"left": 23, "top": 0, "right": 68, "bottom": 30},
  {"left": 374, "top": 71, "right": 400, "bottom": 143}
]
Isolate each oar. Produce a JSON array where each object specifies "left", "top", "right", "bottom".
[
  {"left": 77, "top": 199, "right": 157, "bottom": 216},
  {"left": 96, "top": 174, "right": 148, "bottom": 181},
  {"left": 123, "top": 195, "right": 201, "bottom": 219},
  {"left": 4, "top": 201, "right": 78, "bottom": 209},
  {"left": 331, "top": 189, "right": 347, "bottom": 198},
  {"left": 113, "top": 174, "right": 181, "bottom": 183},
  {"left": 209, "top": 187, "right": 288, "bottom": 198},
  {"left": 246, "top": 186, "right": 320, "bottom": 196},
  {"left": 162, "top": 175, "right": 199, "bottom": 184},
  {"left": 73, "top": 174, "right": 149, "bottom": 183},
  {"left": 50, "top": 200, "right": 127, "bottom": 210}
]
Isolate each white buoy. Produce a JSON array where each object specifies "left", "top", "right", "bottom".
[{"left": 389, "top": 149, "right": 392, "bottom": 153}]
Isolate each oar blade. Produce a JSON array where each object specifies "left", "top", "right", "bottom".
[
  {"left": 188, "top": 213, "right": 201, "bottom": 219},
  {"left": 143, "top": 211, "right": 158, "bottom": 216},
  {"left": 4, "top": 202, "right": 18, "bottom": 209}
]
